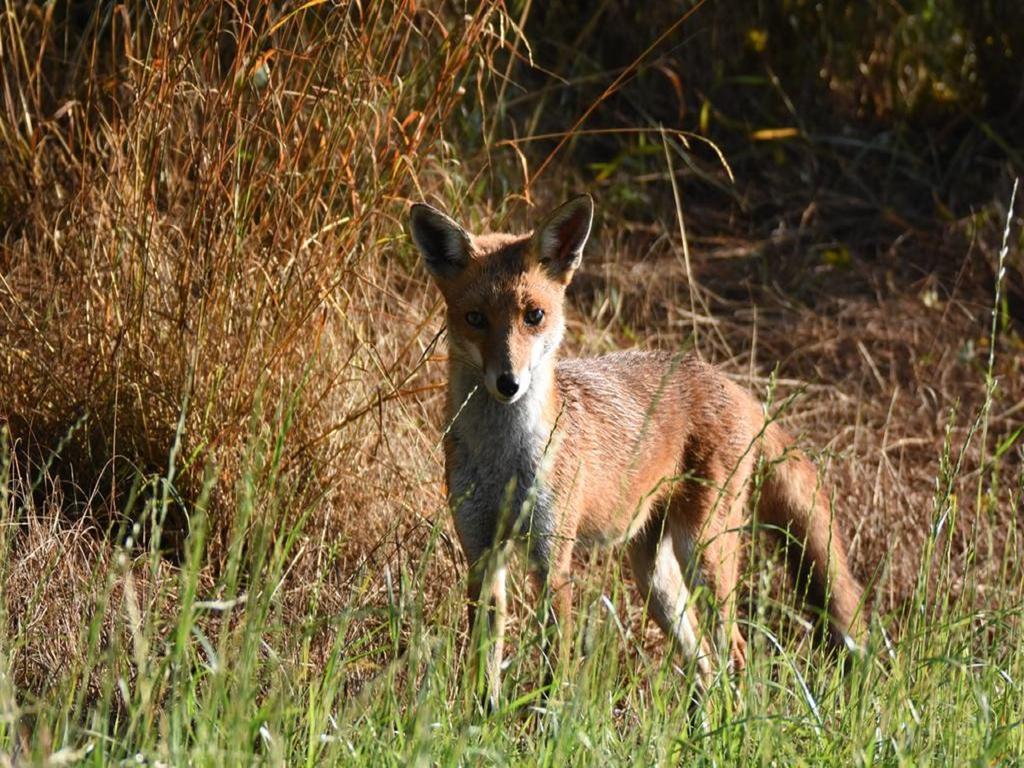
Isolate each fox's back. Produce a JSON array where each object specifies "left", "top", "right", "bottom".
[
  {"left": 550, "top": 350, "right": 761, "bottom": 543},
  {"left": 555, "top": 349, "right": 750, "bottom": 457}
]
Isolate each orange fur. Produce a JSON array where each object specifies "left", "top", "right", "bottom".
[{"left": 409, "top": 195, "right": 866, "bottom": 708}]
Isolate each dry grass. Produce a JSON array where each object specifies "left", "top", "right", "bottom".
[
  {"left": 0, "top": 0, "right": 515, "bottom": 691},
  {"left": 0, "top": 1, "right": 1022, "bottom": 760}
]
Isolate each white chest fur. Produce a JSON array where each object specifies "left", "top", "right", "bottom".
[{"left": 446, "top": 373, "right": 558, "bottom": 569}]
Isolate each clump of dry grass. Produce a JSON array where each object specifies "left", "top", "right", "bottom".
[
  {"left": 0, "top": 0, "right": 519, "bottom": 694},
  {"left": 0, "top": 1, "right": 513, "bottom": 552}
]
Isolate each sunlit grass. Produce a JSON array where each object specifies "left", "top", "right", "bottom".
[{"left": 2, "top": 411, "right": 1022, "bottom": 764}]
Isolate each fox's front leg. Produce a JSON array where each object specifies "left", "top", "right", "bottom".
[
  {"left": 530, "top": 534, "right": 576, "bottom": 690},
  {"left": 465, "top": 546, "right": 510, "bottom": 713},
  {"left": 448, "top": 465, "right": 509, "bottom": 711}
]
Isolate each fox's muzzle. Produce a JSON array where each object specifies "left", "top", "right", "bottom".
[
  {"left": 484, "top": 365, "right": 532, "bottom": 404},
  {"left": 495, "top": 373, "right": 520, "bottom": 399}
]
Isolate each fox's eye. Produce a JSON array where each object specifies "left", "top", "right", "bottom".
[
  {"left": 465, "top": 311, "right": 486, "bottom": 329},
  {"left": 524, "top": 308, "right": 544, "bottom": 326}
]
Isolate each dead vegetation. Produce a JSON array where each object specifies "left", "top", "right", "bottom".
[{"left": 1, "top": 0, "right": 1022, "bottom": 708}]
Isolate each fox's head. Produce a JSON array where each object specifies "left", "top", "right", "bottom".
[{"left": 409, "top": 195, "right": 593, "bottom": 404}]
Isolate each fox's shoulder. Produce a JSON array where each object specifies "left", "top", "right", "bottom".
[
  {"left": 553, "top": 349, "right": 709, "bottom": 405},
  {"left": 554, "top": 350, "right": 749, "bottom": 436},
  {"left": 556, "top": 349, "right": 709, "bottom": 385}
]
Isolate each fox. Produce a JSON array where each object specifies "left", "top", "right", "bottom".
[{"left": 408, "top": 194, "right": 866, "bottom": 708}]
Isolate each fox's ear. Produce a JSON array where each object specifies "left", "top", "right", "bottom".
[
  {"left": 533, "top": 194, "right": 594, "bottom": 283},
  {"left": 409, "top": 203, "right": 472, "bottom": 280}
]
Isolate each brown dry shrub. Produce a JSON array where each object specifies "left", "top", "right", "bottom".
[
  {"left": 0, "top": 0, "right": 517, "bottom": 693},
  {"left": 0, "top": 0, "right": 512, "bottom": 557}
]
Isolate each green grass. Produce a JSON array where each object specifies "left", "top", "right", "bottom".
[{"left": 2, "top": 414, "right": 1022, "bottom": 765}]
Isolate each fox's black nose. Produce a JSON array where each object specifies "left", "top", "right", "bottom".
[{"left": 496, "top": 373, "right": 519, "bottom": 398}]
